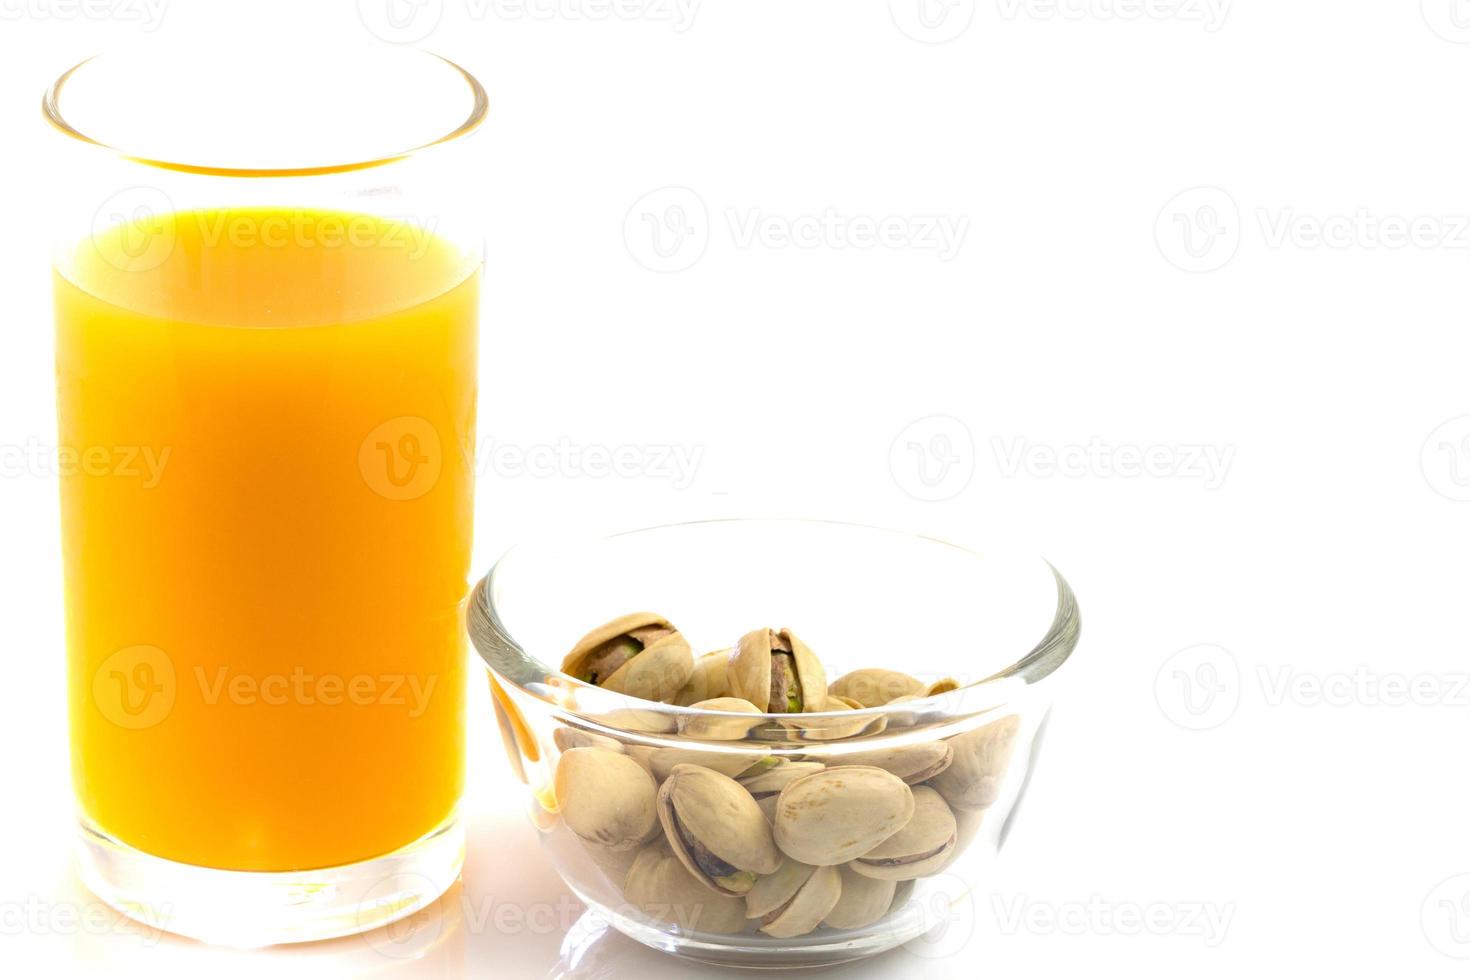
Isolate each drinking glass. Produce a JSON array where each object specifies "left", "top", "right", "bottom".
[{"left": 46, "top": 42, "right": 487, "bottom": 945}]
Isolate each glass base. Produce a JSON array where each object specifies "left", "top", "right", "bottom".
[
  {"left": 564, "top": 886, "right": 929, "bottom": 969},
  {"left": 74, "top": 811, "right": 463, "bottom": 947}
]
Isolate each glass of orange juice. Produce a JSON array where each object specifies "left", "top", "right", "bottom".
[{"left": 45, "top": 44, "right": 486, "bottom": 945}]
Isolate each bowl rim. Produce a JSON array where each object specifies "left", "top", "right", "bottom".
[{"left": 469, "top": 517, "right": 1082, "bottom": 726}]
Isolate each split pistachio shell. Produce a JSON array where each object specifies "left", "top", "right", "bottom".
[
  {"left": 745, "top": 859, "right": 817, "bottom": 919},
  {"left": 675, "top": 649, "right": 732, "bottom": 706},
  {"left": 850, "top": 786, "right": 957, "bottom": 881},
  {"left": 554, "top": 747, "right": 659, "bottom": 851},
  {"left": 774, "top": 766, "right": 916, "bottom": 867},
  {"left": 658, "top": 764, "right": 782, "bottom": 895},
  {"left": 927, "top": 715, "right": 1021, "bottom": 810},
  {"left": 925, "top": 677, "right": 960, "bottom": 697},
  {"left": 828, "top": 669, "right": 926, "bottom": 707},
  {"left": 823, "top": 865, "right": 897, "bottom": 930},
  {"left": 758, "top": 864, "right": 841, "bottom": 938},
  {"left": 677, "top": 698, "right": 762, "bottom": 740},
  {"left": 624, "top": 843, "right": 749, "bottom": 934},
  {"left": 729, "top": 628, "right": 827, "bottom": 713},
  {"left": 835, "top": 741, "right": 954, "bottom": 785},
  {"left": 562, "top": 612, "right": 693, "bottom": 703}
]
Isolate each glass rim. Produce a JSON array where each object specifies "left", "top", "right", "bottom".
[
  {"left": 41, "top": 49, "right": 488, "bottom": 179},
  {"left": 470, "top": 517, "right": 1083, "bottom": 728}
]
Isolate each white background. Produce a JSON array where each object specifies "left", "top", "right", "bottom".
[{"left": 3, "top": 0, "right": 1470, "bottom": 977}]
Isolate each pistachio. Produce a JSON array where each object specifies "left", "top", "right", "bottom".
[
  {"left": 850, "top": 786, "right": 957, "bottom": 881},
  {"left": 832, "top": 741, "right": 953, "bottom": 785},
  {"left": 936, "top": 806, "right": 985, "bottom": 873},
  {"left": 790, "top": 695, "right": 885, "bottom": 741},
  {"left": 675, "top": 649, "right": 732, "bottom": 706},
  {"left": 729, "top": 627, "right": 827, "bottom": 713},
  {"left": 744, "top": 858, "right": 816, "bottom": 919},
  {"left": 552, "top": 726, "right": 625, "bottom": 755},
  {"left": 925, "top": 677, "right": 960, "bottom": 697},
  {"left": 823, "top": 865, "right": 896, "bottom": 931},
  {"left": 562, "top": 612, "right": 693, "bottom": 702},
  {"left": 624, "top": 842, "right": 749, "bottom": 934},
  {"left": 749, "top": 862, "right": 842, "bottom": 938},
  {"left": 927, "top": 715, "right": 1021, "bottom": 810},
  {"left": 739, "top": 760, "right": 825, "bottom": 800},
  {"left": 828, "top": 669, "right": 926, "bottom": 707},
  {"left": 648, "top": 746, "right": 775, "bottom": 783},
  {"left": 658, "top": 764, "right": 782, "bottom": 895},
  {"left": 677, "top": 698, "right": 762, "bottom": 741},
  {"left": 774, "top": 766, "right": 915, "bottom": 867},
  {"left": 554, "top": 747, "right": 658, "bottom": 851}
]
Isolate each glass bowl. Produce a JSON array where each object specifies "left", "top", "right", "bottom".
[{"left": 468, "top": 519, "right": 1081, "bottom": 968}]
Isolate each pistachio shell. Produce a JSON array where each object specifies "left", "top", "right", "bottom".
[
  {"left": 759, "top": 864, "right": 841, "bottom": 938},
  {"left": 927, "top": 715, "right": 1021, "bottom": 810},
  {"left": 677, "top": 698, "right": 762, "bottom": 740},
  {"left": 789, "top": 696, "right": 885, "bottom": 741},
  {"left": 675, "top": 649, "right": 732, "bottom": 706},
  {"left": 729, "top": 628, "right": 828, "bottom": 713},
  {"left": 936, "top": 806, "right": 986, "bottom": 873},
  {"left": 552, "top": 726, "right": 625, "bottom": 754},
  {"left": 832, "top": 741, "right": 953, "bottom": 785},
  {"left": 584, "top": 839, "right": 642, "bottom": 884},
  {"left": 739, "top": 760, "right": 825, "bottom": 799},
  {"left": 562, "top": 612, "right": 694, "bottom": 702},
  {"left": 658, "top": 764, "right": 782, "bottom": 895},
  {"left": 850, "top": 786, "right": 957, "bottom": 881},
  {"left": 925, "top": 677, "right": 960, "bottom": 697},
  {"left": 828, "top": 669, "right": 926, "bottom": 707},
  {"left": 773, "top": 766, "right": 915, "bottom": 867},
  {"left": 648, "top": 747, "right": 773, "bottom": 783},
  {"left": 744, "top": 858, "right": 816, "bottom": 919},
  {"left": 624, "top": 842, "right": 749, "bottom": 934},
  {"left": 554, "top": 748, "right": 658, "bottom": 851},
  {"left": 823, "top": 865, "right": 896, "bottom": 930},
  {"left": 597, "top": 707, "right": 678, "bottom": 734},
  {"left": 889, "top": 879, "right": 916, "bottom": 915}
]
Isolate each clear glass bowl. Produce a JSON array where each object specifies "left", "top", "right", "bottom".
[{"left": 468, "top": 519, "right": 1081, "bottom": 968}]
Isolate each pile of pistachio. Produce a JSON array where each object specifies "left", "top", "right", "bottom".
[{"left": 548, "top": 613, "right": 1019, "bottom": 938}]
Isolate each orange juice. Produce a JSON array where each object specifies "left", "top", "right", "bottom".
[{"left": 56, "top": 207, "right": 477, "bottom": 872}]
